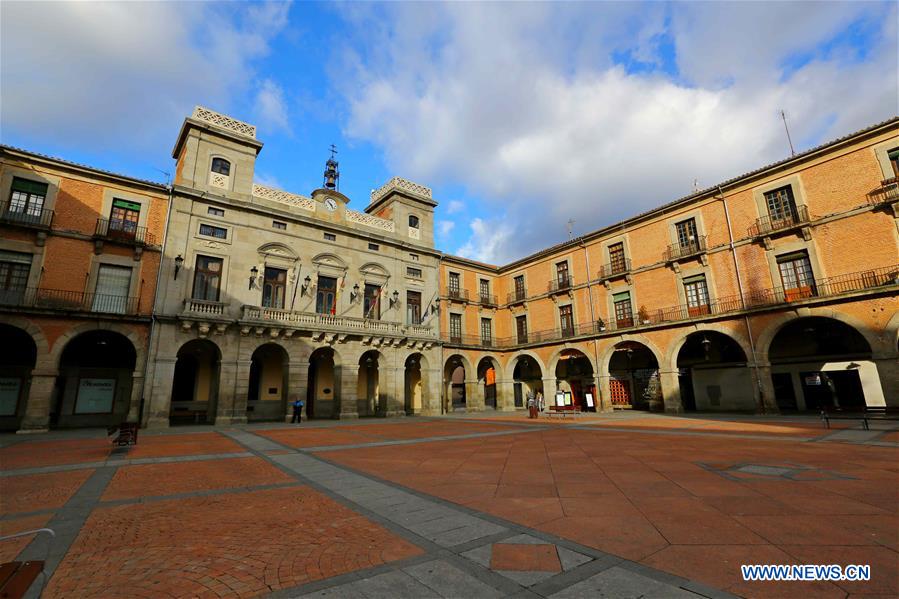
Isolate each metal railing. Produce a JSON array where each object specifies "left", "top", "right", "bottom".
[
  {"left": 0, "top": 287, "right": 140, "bottom": 314},
  {"left": 750, "top": 204, "right": 810, "bottom": 237},
  {"left": 0, "top": 201, "right": 53, "bottom": 228},
  {"left": 446, "top": 288, "right": 469, "bottom": 301},
  {"left": 95, "top": 218, "right": 157, "bottom": 246},
  {"left": 665, "top": 235, "right": 707, "bottom": 261},
  {"left": 868, "top": 177, "right": 899, "bottom": 206},
  {"left": 548, "top": 275, "right": 573, "bottom": 293},
  {"left": 507, "top": 288, "right": 527, "bottom": 304},
  {"left": 479, "top": 293, "right": 498, "bottom": 307},
  {"left": 598, "top": 258, "right": 631, "bottom": 280}
]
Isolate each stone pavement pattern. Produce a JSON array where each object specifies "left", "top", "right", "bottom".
[{"left": 0, "top": 413, "right": 896, "bottom": 598}]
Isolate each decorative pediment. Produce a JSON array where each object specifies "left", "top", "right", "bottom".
[
  {"left": 258, "top": 243, "right": 299, "bottom": 261},
  {"left": 360, "top": 262, "right": 390, "bottom": 282},
  {"left": 312, "top": 252, "right": 348, "bottom": 277}
]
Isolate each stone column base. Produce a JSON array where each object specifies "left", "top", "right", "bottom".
[
  {"left": 145, "top": 417, "right": 171, "bottom": 430},
  {"left": 15, "top": 427, "right": 49, "bottom": 435},
  {"left": 338, "top": 411, "right": 359, "bottom": 420},
  {"left": 215, "top": 415, "right": 247, "bottom": 426}
]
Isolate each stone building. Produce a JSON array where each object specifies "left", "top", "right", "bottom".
[
  {"left": 0, "top": 145, "right": 169, "bottom": 432},
  {"left": 141, "top": 107, "right": 441, "bottom": 428},
  {"left": 438, "top": 118, "right": 899, "bottom": 414}
]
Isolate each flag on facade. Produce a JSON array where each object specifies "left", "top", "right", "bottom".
[
  {"left": 332, "top": 274, "right": 345, "bottom": 315},
  {"left": 365, "top": 286, "right": 381, "bottom": 319}
]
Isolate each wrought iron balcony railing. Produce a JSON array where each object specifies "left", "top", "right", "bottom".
[
  {"left": 94, "top": 218, "right": 157, "bottom": 246},
  {"left": 598, "top": 258, "right": 631, "bottom": 280},
  {"left": 479, "top": 293, "right": 498, "bottom": 307},
  {"left": 0, "top": 201, "right": 53, "bottom": 229},
  {"left": 507, "top": 288, "right": 527, "bottom": 304},
  {"left": 0, "top": 287, "right": 140, "bottom": 314},
  {"left": 665, "top": 235, "right": 707, "bottom": 261},
  {"left": 750, "top": 204, "right": 810, "bottom": 237},
  {"left": 446, "top": 288, "right": 469, "bottom": 301},
  {"left": 548, "top": 275, "right": 573, "bottom": 293},
  {"left": 868, "top": 177, "right": 899, "bottom": 206}
]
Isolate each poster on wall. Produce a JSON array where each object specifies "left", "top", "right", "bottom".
[
  {"left": 564, "top": 391, "right": 573, "bottom": 406},
  {"left": 75, "top": 378, "right": 116, "bottom": 414},
  {"left": 585, "top": 393, "right": 595, "bottom": 408},
  {"left": 0, "top": 378, "right": 21, "bottom": 416},
  {"left": 555, "top": 391, "right": 565, "bottom": 407}
]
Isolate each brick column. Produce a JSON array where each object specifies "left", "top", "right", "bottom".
[
  {"left": 17, "top": 371, "right": 57, "bottom": 433},
  {"left": 339, "top": 364, "right": 360, "bottom": 419}
]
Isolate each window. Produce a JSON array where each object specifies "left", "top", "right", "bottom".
[
  {"left": 764, "top": 186, "right": 798, "bottom": 223},
  {"left": 8, "top": 178, "right": 47, "bottom": 218},
  {"left": 198, "top": 224, "right": 227, "bottom": 239},
  {"left": 363, "top": 284, "right": 381, "bottom": 319},
  {"left": 109, "top": 199, "right": 140, "bottom": 238},
  {"left": 192, "top": 256, "right": 223, "bottom": 301},
  {"left": 608, "top": 243, "right": 626, "bottom": 273},
  {"left": 675, "top": 218, "right": 698, "bottom": 248},
  {"left": 513, "top": 275, "right": 525, "bottom": 301},
  {"left": 409, "top": 253, "right": 419, "bottom": 261},
  {"left": 207, "top": 207, "right": 225, "bottom": 217},
  {"left": 324, "top": 232, "right": 336, "bottom": 241},
  {"left": 449, "top": 313, "right": 462, "bottom": 342},
  {"left": 315, "top": 276, "right": 337, "bottom": 315},
  {"left": 272, "top": 220, "right": 286, "bottom": 230},
  {"left": 516, "top": 315, "right": 528, "bottom": 344},
  {"left": 93, "top": 264, "right": 132, "bottom": 314},
  {"left": 262, "top": 267, "right": 287, "bottom": 309},
  {"left": 777, "top": 251, "right": 816, "bottom": 301},
  {"left": 479, "top": 279, "right": 491, "bottom": 303},
  {"left": 368, "top": 243, "right": 379, "bottom": 251},
  {"left": 0, "top": 251, "right": 31, "bottom": 305},
  {"left": 409, "top": 215, "right": 420, "bottom": 228},
  {"left": 559, "top": 304, "right": 574, "bottom": 336},
  {"left": 556, "top": 261, "right": 570, "bottom": 287},
  {"left": 448, "top": 272, "right": 461, "bottom": 296},
  {"left": 684, "top": 275, "right": 711, "bottom": 317},
  {"left": 480, "top": 318, "right": 493, "bottom": 343},
  {"left": 407, "top": 290, "right": 422, "bottom": 325},
  {"left": 211, "top": 158, "right": 231, "bottom": 176},
  {"left": 407, "top": 267, "right": 422, "bottom": 278},
  {"left": 613, "top": 291, "right": 633, "bottom": 328},
  {"left": 889, "top": 148, "right": 899, "bottom": 178}
]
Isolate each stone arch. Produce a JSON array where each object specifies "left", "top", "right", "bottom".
[
  {"left": 307, "top": 346, "right": 340, "bottom": 419},
  {"left": 49, "top": 322, "right": 146, "bottom": 375},
  {"left": 444, "top": 353, "right": 472, "bottom": 411},
  {"left": 756, "top": 307, "right": 880, "bottom": 363},
  {"left": 476, "top": 355, "right": 501, "bottom": 410},
  {"left": 502, "top": 350, "right": 546, "bottom": 381},
  {"left": 171, "top": 338, "right": 222, "bottom": 425},
  {"left": 508, "top": 352, "right": 545, "bottom": 410},
  {"left": 674, "top": 330, "right": 752, "bottom": 412},
  {"left": 599, "top": 334, "right": 664, "bottom": 374},
  {"left": 547, "top": 345, "right": 597, "bottom": 380},
  {"left": 247, "top": 342, "right": 290, "bottom": 422},
  {"left": 0, "top": 323, "right": 40, "bottom": 430},
  {"left": 552, "top": 347, "right": 597, "bottom": 412},
  {"left": 311, "top": 252, "right": 348, "bottom": 271},
  {"left": 880, "top": 309, "right": 899, "bottom": 357},
  {"left": 357, "top": 349, "right": 383, "bottom": 416},
  {"left": 664, "top": 323, "right": 753, "bottom": 372},
  {"left": 0, "top": 316, "right": 50, "bottom": 367}
]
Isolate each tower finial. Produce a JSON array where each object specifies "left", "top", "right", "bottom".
[{"left": 324, "top": 145, "right": 339, "bottom": 190}]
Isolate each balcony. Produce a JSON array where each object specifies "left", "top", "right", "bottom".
[
  {"left": 479, "top": 293, "right": 498, "bottom": 307},
  {"left": 548, "top": 275, "right": 573, "bottom": 294},
  {"left": 597, "top": 258, "right": 632, "bottom": 286},
  {"left": 241, "top": 305, "right": 437, "bottom": 339},
  {"left": 0, "top": 287, "right": 140, "bottom": 315},
  {"left": 507, "top": 288, "right": 527, "bottom": 304},
  {"left": 868, "top": 177, "right": 899, "bottom": 207},
  {"left": 0, "top": 201, "right": 53, "bottom": 229},
  {"left": 750, "top": 204, "right": 810, "bottom": 238},
  {"left": 665, "top": 235, "right": 707, "bottom": 262},
  {"left": 446, "top": 288, "right": 469, "bottom": 302},
  {"left": 184, "top": 298, "right": 229, "bottom": 317},
  {"left": 94, "top": 218, "right": 157, "bottom": 247}
]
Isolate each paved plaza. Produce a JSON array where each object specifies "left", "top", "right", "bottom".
[{"left": 1, "top": 413, "right": 897, "bottom": 599}]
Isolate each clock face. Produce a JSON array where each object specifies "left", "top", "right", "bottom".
[{"left": 324, "top": 198, "right": 338, "bottom": 212}]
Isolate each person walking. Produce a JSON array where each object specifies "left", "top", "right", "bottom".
[
  {"left": 291, "top": 396, "right": 304, "bottom": 424},
  {"left": 527, "top": 390, "right": 536, "bottom": 419},
  {"left": 536, "top": 391, "right": 544, "bottom": 415}
]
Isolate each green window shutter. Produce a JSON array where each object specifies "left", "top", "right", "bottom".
[
  {"left": 112, "top": 199, "right": 141, "bottom": 211},
  {"left": 612, "top": 291, "right": 630, "bottom": 302},
  {"left": 776, "top": 250, "right": 808, "bottom": 264},
  {"left": 683, "top": 274, "right": 706, "bottom": 285},
  {"left": 11, "top": 178, "right": 48, "bottom": 195},
  {"left": 887, "top": 148, "right": 899, "bottom": 160}
]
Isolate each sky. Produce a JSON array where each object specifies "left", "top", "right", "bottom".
[{"left": 2, "top": 1, "right": 897, "bottom": 264}]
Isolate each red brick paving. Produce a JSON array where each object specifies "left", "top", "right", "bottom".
[
  {"left": 102, "top": 457, "right": 295, "bottom": 501},
  {"left": 44, "top": 486, "right": 422, "bottom": 598},
  {"left": 127, "top": 432, "right": 244, "bottom": 458},
  {"left": 0, "top": 439, "right": 110, "bottom": 470},
  {"left": 1, "top": 469, "right": 93, "bottom": 516},
  {"left": 0, "top": 513, "right": 54, "bottom": 563},
  {"left": 490, "top": 543, "right": 561, "bottom": 572},
  {"left": 325, "top": 424, "right": 899, "bottom": 597},
  {"left": 255, "top": 427, "right": 383, "bottom": 448}
]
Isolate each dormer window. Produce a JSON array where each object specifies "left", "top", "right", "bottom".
[
  {"left": 211, "top": 158, "right": 231, "bottom": 176},
  {"left": 409, "top": 215, "right": 420, "bottom": 228}
]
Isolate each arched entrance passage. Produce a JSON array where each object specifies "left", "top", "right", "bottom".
[
  {"left": 0, "top": 324, "right": 37, "bottom": 430},
  {"left": 609, "top": 342, "right": 660, "bottom": 410},
  {"left": 676, "top": 332, "right": 749, "bottom": 411},
  {"left": 477, "top": 357, "right": 499, "bottom": 409},
  {"left": 308, "top": 347, "right": 337, "bottom": 419},
  {"left": 404, "top": 353, "right": 425, "bottom": 415},
  {"left": 444, "top": 354, "right": 468, "bottom": 411},
  {"left": 768, "top": 316, "right": 875, "bottom": 410},
  {"left": 511, "top": 355, "right": 543, "bottom": 409},
  {"left": 170, "top": 339, "right": 220, "bottom": 425},
  {"left": 247, "top": 343, "right": 288, "bottom": 422},
  {"left": 357, "top": 350, "right": 381, "bottom": 417},
  {"left": 56, "top": 330, "right": 137, "bottom": 428},
  {"left": 554, "top": 349, "right": 596, "bottom": 411}
]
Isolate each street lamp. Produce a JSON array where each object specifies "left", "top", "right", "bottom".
[
  {"left": 173, "top": 254, "right": 184, "bottom": 280},
  {"left": 249, "top": 265, "right": 259, "bottom": 290}
]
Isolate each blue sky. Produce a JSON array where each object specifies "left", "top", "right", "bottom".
[{"left": 2, "top": 1, "right": 896, "bottom": 263}]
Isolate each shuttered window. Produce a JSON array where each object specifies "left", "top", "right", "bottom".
[
  {"left": 9, "top": 178, "right": 48, "bottom": 216},
  {"left": 93, "top": 264, "right": 132, "bottom": 314}
]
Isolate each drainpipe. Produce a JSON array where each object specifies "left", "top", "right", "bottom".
[
  {"left": 437, "top": 253, "right": 446, "bottom": 415},
  {"left": 717, "top": 185, "right": 766, "bottom": 413},
  {"left": 580, "top": 241, "right": 603, "bottom": 408}
]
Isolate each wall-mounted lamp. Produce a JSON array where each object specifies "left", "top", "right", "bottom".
[
  {"left": 390, "top": 290, "right": 400, "bottom": 308},
  {"left": 302, "top": 275, "right": 312, "bottom": 296},
  {"left": 173, "top": 254, "right": 184, "bottom": 280},
  {"left": 249, "top": 265, "right": 259, "bottom": 290},
  {"left": 701, "top": 335, "right": 712, "bottom": 361}
]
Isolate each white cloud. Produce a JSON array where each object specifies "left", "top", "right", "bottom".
[
  {"left": 437, "top": 220, "right": 456, "bottom": 236},
  {"left": 254, "top": 79, "right": 290, "bottom": 132},
  {"left": 446, "top": 200, "right": 465, "bottom": 214},
  {"left": 337, "top": 2, "right": 897, "bottom": 263},
  {"left": 1, "top": 1, "right": 291, "bottom": 152},
  {"left": 254, "top": 172, "right": 283, "bottom": 189}
]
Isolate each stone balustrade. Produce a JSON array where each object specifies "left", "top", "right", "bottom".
[{"left": 241, "top": 305, "right": 437, "bottom": 339}]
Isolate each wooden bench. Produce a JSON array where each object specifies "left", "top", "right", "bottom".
[
  {"left": 0, "top": 528, "right": 54, "bottom": 599},
  {"left": 546, "top": 408, "right": 582, "bottom": 419},
  {"left": 107, "top": 422, "right": 139, "bottom": 446},
  {"left": 821, "top": 406, "right": 899, "bottom": 430}
]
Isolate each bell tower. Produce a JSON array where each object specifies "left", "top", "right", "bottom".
[{"left": 323, "top": 144, "right": 340, "bottom": 191}]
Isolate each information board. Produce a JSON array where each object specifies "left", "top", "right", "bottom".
[
  {"left": 0, "top": 377, "right": 20, "bottom": 416},
  {"left": 585, "top": 393, "right": 595, "bottom": 408},
  {"left": 75, "top": 378, "right": 116, "bottom": 414}
]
